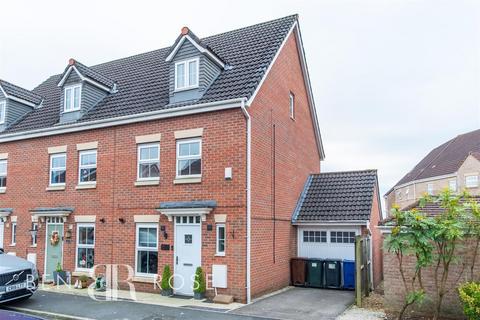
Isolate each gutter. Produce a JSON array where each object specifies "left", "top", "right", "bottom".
[
  {"left": 240, "top": 98, "right": 252, "bottom": 304},
  {"left": 292, "top": 220, "right": 368, "bottom": 226},
  {"left": 0, "top": 98, "right": 245, "bottom": 143}
]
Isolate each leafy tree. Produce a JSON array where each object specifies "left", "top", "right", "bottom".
[{"left": 465, "top": 198, "right": 480, "bottom": 282}]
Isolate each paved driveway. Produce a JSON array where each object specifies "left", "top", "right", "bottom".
[{"left": 231, "top": 287, "right": 355, "bottom": 320}]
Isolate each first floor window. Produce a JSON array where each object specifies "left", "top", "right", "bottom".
[
  {"left": 137, "top": 143, "right": 160, "bottom": 180},
  {"left": 465, "top": 175, "right": 479, "bottom": 188},
  {"left": 427, "top": 183, "right": 434, "bottom": 195},
  {"left": 76, "top": 224, "right": 95, "bottom": 270},
  {"left": 216, "top": 224, "right": 226, "bottom": 255},
  {"left": 31, "top": 222, "right": 38, "bottom": 246},
  {"left": 176, "top": 138, "right": 201, "bottom": 177},
  {"left": 303, "top": 230, "right": 327, "bottom": 243},
  {"left": 0, "top": 160, "right": 7, "bottom": 188},
  {"left": 289, "top": 92, "right": 295, "bottom": 119},
  {"left": 50, "top": 153, "right": 66, "bottom": 185},
  {"left": 330, "top": 231, "right": 356, "bottom": 244},
  {"left": 449, "top": 179, "right": 457, "bottom": 192},
  {"left": 79, "top": 150, "right": 97, "bottom": 184},
  {"left": 0, "top": 100, "right": 5, "bottom": 124},
  {"left": 11, "top": 222, "right": 16, "bottom": 245},
  {"left": 136, "top": 224, "right": 158, "bottom": 276}
]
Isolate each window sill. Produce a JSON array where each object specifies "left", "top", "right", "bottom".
[
  {"left": 215, "top": 253, "right": 226, "bottom": 257},
  {"left": 133, "top": 276, "right": 157, "bottom": 283},
  {"left": 174, "top": 85, "right": 199, "bottom": 93},
  {"left": 0, "top": 188, "right": 5, "bottom": 194},
  {"left": 135, "top": 180, "right": 160, "bottom": 186},
  {"left": 30, "top": 245, "right": 37, "bottom": 248},
  {"left": 174, "top": 177, "right": 202, "bottom": 184},
  {"left": 76, "top": 183, "right": 97, "bottom": 190},
  {"left": 46, "top": 185, "right": 66, "bottom": 191},
  {"left": 9, "top": 244, "right": 16, "bottom": 247},
  {"left": 72, "top": 270, "right": 93, "bottom": 277}
]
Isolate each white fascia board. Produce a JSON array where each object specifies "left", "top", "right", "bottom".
[
  {"left": 0, "top": 85, "right": 8, "bottom": 99},
  {"left": 165, "top": 35, "right": 226, "bottom": 69},
  {"left": 0, "top": 98, "right": 245, "bottom": 143},
  {"left": 246, "top": 21, "right": 325, "bottom": 160},
  {"left": 57, "top": 66, "right": 112, "bottom": 93}
]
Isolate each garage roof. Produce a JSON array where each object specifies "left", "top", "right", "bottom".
[{"left": 292, "top": 170, "right": 379, "bottom": 223}]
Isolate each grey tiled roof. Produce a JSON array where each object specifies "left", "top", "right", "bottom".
[
  {"left": 292, "top": 170, "right": 378, "bottom": 223},
  {"left": 64, "top": 60, "right": 116, "bottom": 89},
  {"left": 391, "top": 129, "right": 480, "bottom": 192},
  {"left": 0, "top": 80, "right": 43, "bottom": 105},
  {"left": 3, "top": 15, "right": 297, "bottom": 134}
]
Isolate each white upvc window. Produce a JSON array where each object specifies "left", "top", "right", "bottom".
[
  {"left": 175, "top": 58, "right": 199, "bottom": 91},
  {"left": 405, "top": 187, "right": 410, "bottom": 199},
  {"left": 0, "top": 100, "right": 6, "bottom": 124},
  {"left": 176, "top": 138, "right": 202, "bottom": 178},
  {"left": 465, "top": 175, "right": 479, "bottom": 188},
  {"left": 78, "top": 150, "right": 97, "bottom": 184},
  {"left": 449, "top": 179, "right": 457, "bottom": 192},
  {"left": 427, "top": 183, "right": 434, "bottom": 195},
  {"left": 330, "top": 231, "right": 356, "bottom": 244},
  {"left": 137, "top": 143, "right": 160, "bottom": 181},
  {"left": 303, "top": 230, "right": 327, "bottom": 243},
  {"left": 11, "top": 222, "right": 16, "bottom": 245},
  {"left": 64, "top": 84, "right": 81, "bottom": 112},
  {"left": 76, "top": 223, "right": 95, "bottom": 271},
  {"left": 31, "top": 222, "right": 38, "bottom": 246},
  {"left": 50, "top": 153, "right": 66, "bottom": 186},
  {"left": 135, "top": 223, "right": 158, "bottom": 277},
  {"left": 289, "top": 92, "right": 295, "bottom": 119},
  {"left": 216, "top": 224, "right": 226, "bottom": 256},
  {"left": 0, "top": 160, "right": 7, "bottom": 190}
]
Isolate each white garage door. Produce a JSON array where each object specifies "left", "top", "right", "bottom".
[{"left": 297, "top": 226, "right": 360, "bottom": 260}]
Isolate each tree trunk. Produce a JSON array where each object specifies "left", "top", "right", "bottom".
[
  {"left": 433, "top": 293, "right": 444, "bottom": 320},
  {"left": 397, "top": 301, "right": 414, "bottom": 320}
]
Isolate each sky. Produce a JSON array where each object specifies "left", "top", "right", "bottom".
[{"left": 1, "top": 0, "right": 479, "bottom": 207}]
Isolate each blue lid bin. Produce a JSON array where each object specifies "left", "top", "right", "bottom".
[{"left": 343, "top": 260, "right": 355, "bottom": 289}]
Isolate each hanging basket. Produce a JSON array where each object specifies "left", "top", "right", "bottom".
[{"left": 50, "top": 231, "right": 60, "bottom": 246}]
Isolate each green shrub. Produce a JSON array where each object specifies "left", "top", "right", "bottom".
[
  {"left": 55, "top": 262, "right": 63, "bottom": 272},
  {"left": 193, "top": 267, "right": 206, "bottom": 293},
  {"left": 458, "top": 282, "right": 480, "bottom": 320},
  {"left": 161, "top": 265, "right": 172, "bottom": 291}
]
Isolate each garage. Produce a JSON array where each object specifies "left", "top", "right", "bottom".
[{"left": 291, "top": 170, "right": 384, "bottom": 289}]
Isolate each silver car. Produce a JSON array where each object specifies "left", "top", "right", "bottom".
[{"left": 0, "top": 248, "right": 39, "bottom": 303}]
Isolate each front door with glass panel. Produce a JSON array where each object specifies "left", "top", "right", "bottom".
[
  {"left": 45, "top": 217, "right": 64, "bottom": 281},
  {"left": 174, "top": 215, "right": 201, "bottom": 296}
]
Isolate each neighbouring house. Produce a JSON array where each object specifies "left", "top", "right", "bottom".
[
  {"left": 384, "top": 128, "right": 480, "bottom": 213},
  {"left": 0, "top": 15, "right": 325, "bottom": 303},
  {"left": 292, "top": 170, "right": 383, "bottom": 289}
]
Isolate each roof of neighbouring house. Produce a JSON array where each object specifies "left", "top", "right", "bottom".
[
  {"left": 0, "top": 79, "right": 44, "bottom": 105},
  {"left": 1, "top": 15, "right": 298, "bottom": 134},
  {"left": 292, "top": 170, "right": 379, "bottom": 223},
  {"left": 379, "top": 195, "right": 480, "bottom": 226},
  {"left": 58, "top": 59, "right": 116, "bottom": 90},
  {"left": 387, "top": 129, "right": 480, "bottom": 195}
]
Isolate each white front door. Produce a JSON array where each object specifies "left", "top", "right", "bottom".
[
  {"left": 0, "top": 221, "right": 4, "bottom": 249},
  {"left": 174, "top": 215, "right": 201, "bottom": 296}
]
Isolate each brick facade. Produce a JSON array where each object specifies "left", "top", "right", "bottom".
[
  {"left": 369, "top": 188, "right": 383, "bottom": 289},
  {"left": 383, "top": 236, "right": 480, "bottom": 318},
  {"left": 0, "top": 31, "right": 322, "bottom": 303}
]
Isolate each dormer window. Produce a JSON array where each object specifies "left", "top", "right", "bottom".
[
  {"left": 175, "top": 58, "right": 199, "bottom": 91},
  {"left": 0, "top": 100, "right": 5, "bottom": 124},
  {"left": 64, "top": 84, "right": 81, "bottom": 112}
]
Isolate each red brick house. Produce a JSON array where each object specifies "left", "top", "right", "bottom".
[{"left": 0, "top": 15, "right": 324, "bottom": 302}]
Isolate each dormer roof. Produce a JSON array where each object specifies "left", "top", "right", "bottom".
[
  {"left": 57, "top": 59, "right": 116, "bottom": 92},
  {"left": 165, "top": 27, "right": 226, "bottom": 69},
  {"left": 0, "top": 79, "right": 43, "bottom": 107}
]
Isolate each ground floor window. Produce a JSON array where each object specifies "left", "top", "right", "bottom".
[
  {"left": 76, "top": 224, "right": 95, "bottom": 270},
  {"left": 136, "top": 224, "right": 158, "bottom": 276},
  {"left": 216, "top": 224, "right": 225, "bottom": 255},
  {"left": 330, "top": 231, "right": 356, "bottom": 244},
  {"left": 11, "top": 222, "right": 16, "bottom": 245}
]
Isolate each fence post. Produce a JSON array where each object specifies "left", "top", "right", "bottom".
[{"left": 355, "top": 235, "right": 362, "bottom": 307}]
